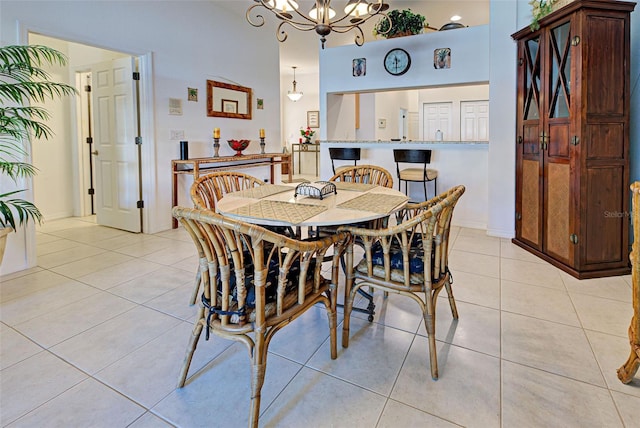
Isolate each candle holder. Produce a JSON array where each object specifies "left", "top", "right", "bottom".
[
  {"left": 213, "top": 137, "right": 220, "bottom": 158},
  {"left": 259, "top": 137, "right": 265, "bottom": 154}
]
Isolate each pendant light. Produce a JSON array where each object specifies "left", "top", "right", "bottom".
[{"left": 287, "top": 66, "right": 303, "bottom": 102}]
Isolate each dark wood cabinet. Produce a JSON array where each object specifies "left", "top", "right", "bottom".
[{"left": 512, "top": 0, "right": 635, "bottom": 279}]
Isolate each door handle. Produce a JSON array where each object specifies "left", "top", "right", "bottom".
[{"left": 91, "top": 150, "right": 99, "bottom": 155}]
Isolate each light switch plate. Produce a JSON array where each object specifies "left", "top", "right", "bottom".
[{"left": 170, "top": 130, "right": 185, "bottom": 140}]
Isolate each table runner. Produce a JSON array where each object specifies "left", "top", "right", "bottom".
[
  {"left": 230, "top": 200, "right": 327, "bottom": 224},
  {"left": 232, "top": 185, "right": 292, "bottom": 199},
  {"left": 333, "top": 182, "right": 376, "bottom": 192},
  {"left": 337, "top": 193, "right": 408, "bottom": 214}
]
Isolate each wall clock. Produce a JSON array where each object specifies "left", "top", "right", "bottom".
[{"left": 384, "top": 48, "right": 411, "bottom": 76}]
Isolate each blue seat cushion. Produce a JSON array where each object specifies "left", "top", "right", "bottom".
[
  {"left": 369, "top": 233, "right": 426, "bottom": 274},
  {"left": 356, "top": 233, "right": 442, "bottom": 285},
  {"left": 216, "top": 256, "right": 317, "bottom": 308}
]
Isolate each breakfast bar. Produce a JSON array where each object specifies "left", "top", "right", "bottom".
[{"left": 318, "top": 140, "right": 489, "bottom": 230}]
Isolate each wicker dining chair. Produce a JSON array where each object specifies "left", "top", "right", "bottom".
[
  {"left": 173, "top": 206, "right": 350, "bottom": 428},
  {"left": 321, "top": 164, "right": 395, "bottom": 319},
  {"left": 338, "top": 185, "right": 465, "bottom": 380},
  {"left": 328, "top": 164, "right": 393, "bottom": 188},
  {"left": 186, "top": 172, "right": 267, "bottom": 305},
  {"left": 191, "top": 171, "right": 265, "bottom": 210},
  {"left": 617, "top": 181, "right": 640, "bottom": 384}
]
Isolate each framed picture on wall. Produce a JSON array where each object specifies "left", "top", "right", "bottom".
[
  {"left": 222, "top": 99, "right": 238, "bottom": 114},
  {"left": 352, "top": 58, "right": 366, "bottom": 77},
  {"left": 434, "top": 48, "right": 452, "bottom": 69},
  {"left": 307, "top": 110, "right": 319, "bottom": 128}
]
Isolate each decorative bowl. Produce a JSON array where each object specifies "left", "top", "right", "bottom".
[{"left": 227, "top": 139, "right": 250, "bottom": 156}]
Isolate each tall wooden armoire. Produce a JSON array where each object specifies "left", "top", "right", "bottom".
[{"left": 512, "top": 0, "right": 635, "bottom": 279}]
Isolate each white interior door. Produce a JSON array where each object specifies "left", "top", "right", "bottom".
[
  {"left": 92, "top": 57, "right": 141, "bottom": 232},
  {"left": 423, "top": 102, "right": 452, "bottom": 140},
  {"left": 461, "top": 100, "right": 489, "bottom": 141}
]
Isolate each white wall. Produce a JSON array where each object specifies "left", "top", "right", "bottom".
[
  {"left": 0, "top": 0, "right": 282, "bottom": 275},
  {"left": 374, "top": 91, "right": 410, "bottom": 141},
  {"left": 319, "top": 25, "right": 490, "bottom": 96},
  {"left": 27, "top": 35, "right": 75, "bottom": 221}
]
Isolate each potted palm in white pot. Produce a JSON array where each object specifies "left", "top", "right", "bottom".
[{"left": 0, "top": 44, "right": 76, "bottom": 264}]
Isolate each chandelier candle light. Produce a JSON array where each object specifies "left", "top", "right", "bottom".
[{"left": 247, "top": 0, "right": 392, "bottom": 48}]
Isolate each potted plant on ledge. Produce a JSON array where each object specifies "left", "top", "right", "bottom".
[
  {"left": 0, "top": 44, "right": 76, "bottom": 264},
  {"left": 373, "top": 8, "right": 427, "bottom": 39}
]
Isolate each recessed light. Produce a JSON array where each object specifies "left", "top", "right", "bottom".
[{"left": 450, "top": 15, "right": 461, "bottom": 22}]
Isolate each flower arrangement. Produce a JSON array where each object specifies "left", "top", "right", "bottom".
[
  {"left": 300, "top": 126, "right": 315, "bottom": 143},
  {"left": 529, "top": 0, "right": 557, "bottom": 31}
]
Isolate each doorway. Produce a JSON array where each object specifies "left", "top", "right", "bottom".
[
  {"left": 29, "top": 33, "right": 145, "bottom": 233},
  {"left": 422, "top": 102, "right": 452, "bottom": 141}
]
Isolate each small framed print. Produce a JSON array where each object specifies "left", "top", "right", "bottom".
[
  {"left": 352, "top": 58, "right": 366, "bottom": 77},
  {"left": 187, "top": 87, "right": 198, "bottom": 102},
  {"left": 434, "top": 48, "right": 451, "bottom": 69},
  {"left": 307, "top": 110, "right": 319, "bottom": 128},
  {"left": 222, "top": 99, "right": 238, "bottom": 114},
  {"left": 257, "top": 98, "right": 264, "bottom": 110}
]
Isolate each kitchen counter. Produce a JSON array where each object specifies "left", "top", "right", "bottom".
[{"left": 319, "top": 140, "right": 489, "bottom": 146}]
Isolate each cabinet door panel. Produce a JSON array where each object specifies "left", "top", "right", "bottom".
[
  {"left": 584, "top": 166, "right": 625, "bottom": 265},
  {"left": 545, "top": 163, "right": 571, "bottom": 263},
  {"left": 586, "top": 123, "right": 624, "bottom": 160},
  {"left": 523, "top": 124, "right": 541, "bottom": 155},
  {"left": 548, "top": 124, "right": 570, "bottom": 158},
  {"left": 585, "top": 15, "right": 626, "bottom": 116},
  {"left": 521, "top": 159, "right": 541, "bottom": 247},
  {"left": 549, "top": 21, "right": 572, "bottom": 119}
]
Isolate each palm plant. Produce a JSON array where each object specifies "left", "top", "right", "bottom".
[
  {"left": 0, "top": 44, "right": 76, "bottom": 230},
  {"left": 373, "top": 9, "right": 426, "bottom": 38}
]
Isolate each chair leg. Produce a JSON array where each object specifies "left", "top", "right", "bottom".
[
  {"left": 189, "top": 270, "right": 201, "bottom": 305},
  {"left": 424, "top": 293, "right": 439, "bottom": 380},
  {"left": 342, "top": 247, "right": 355, "bottom": 348},
  {"left": 177, "top": 308, "right": 205, "bottom": 387},
  {"left": 444, "top": 275, "right": 459, "bottom": 319},
  {"left": 249, "top": 334, "right": 267, "bottom": 428},
  {"left": 423, "top": 179, "right": 428, "bottom": 201}
]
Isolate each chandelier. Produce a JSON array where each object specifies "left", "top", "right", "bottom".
[
  {"left": 287, "top": 66, "right": 303, "bottom": 101},
  {"left": 246, "top": 1, "right": 391, "bottom": 49}
]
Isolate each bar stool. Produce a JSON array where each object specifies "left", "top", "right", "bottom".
[
  {"left": 329, "top": 147, "right": 361, "bottom": 175},
  {"left": 393, "top": 149, "right": 438, "bottom": 201}
]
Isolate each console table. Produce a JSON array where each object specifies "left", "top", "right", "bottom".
[
  {"left": 171, "top": 153, "right": 292, "bottom": 228},
  {"left": 292, "top": 142, "right": 319, "bottom": 176}
]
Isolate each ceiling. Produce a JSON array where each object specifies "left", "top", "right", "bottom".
[{"left": 217, "top": 1, "right": 490, "bottom": 79}]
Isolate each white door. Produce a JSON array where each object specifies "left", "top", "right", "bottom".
[
  {"left": 461, "top": 100, "right": 489, "bottom": 141},
  {"left": 398, "top": 108, "right": 408, "bottom": 139},
  {"left": 92, "top": 57, "right": 141, "bottom": 232},
  {"left": 423, "top": 102, "right": 452, "bottom": 140},
  {"left": 407, "top": 111, "right": 419, "bottom": 140}
]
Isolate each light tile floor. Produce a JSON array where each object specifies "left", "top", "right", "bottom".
[{"left": 1, "top": 216, "right": 639, "bottom": 427}]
